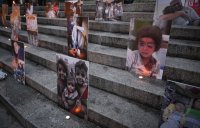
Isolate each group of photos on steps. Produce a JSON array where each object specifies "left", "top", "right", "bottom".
[{"left": 0, "top": 0, "right": 200, "bottom": 127}]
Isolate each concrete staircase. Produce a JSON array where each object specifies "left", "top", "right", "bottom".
[{"left": 0, "top": 1, "right": 200, "bottom": 128}]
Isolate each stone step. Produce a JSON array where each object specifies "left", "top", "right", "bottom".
[
  {"left": 163, "top": 57, "right": 200, "bottom": 87},
  {"left": 167, "top": 39, "right": 200, "bottom": 60},
  {"left": 170, "top": 25, "right": 200, "bottom": 41},
  {"left": 82, "top": 3, "right": 155, "bottom": 12},
  {"left": 0, "top": 27, "right": 68, "bottom": 54},
  {"left": 0, "top": 101, "right": 23, "bottom": 128},
  {"left": 0, "top": 35, "right": 164, "bottom": 109},
  {"left": 32, "top": 11, "right": 154, "bottom": 21},
  {"left": 18, "top": 23, "right": 130, "bottom": 49},
  {"left": 0, "top": 47, "right": 160, "bottom": 128},
  {"left": 20, "top": 16, "right": 130, "bottom": 34},
  {"left": 0, "top": 73, "right": 100, "bottom": 128},
  {"left": 1, "top": 28, "right": 200, "bottom": 85}
]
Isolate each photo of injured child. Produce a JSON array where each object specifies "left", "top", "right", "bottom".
[
  {"left": 11, "top": 41, "right": 25, "bottom": 85},
  {"left": 160, "top": 80, "right": 200, "bottom": 128},
  {"left": 95, "top": 0, "right": 123, "bottom": 21},
  {"left": 56, "top": 54, "right": 89, "bottom": 119},
  {"left": 126, "top": 18, "right": 170, "bottom": 79},
  {"left": 68, "top": 17, "right": 88, "bottom": 60}
]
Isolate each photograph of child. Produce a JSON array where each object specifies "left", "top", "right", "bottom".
[
  {"left": 56, "top": 54, "right": 89, "bottom": 119},
  {"left": 1, "top": 4, "right": 8, "bottom": 27},
  {"left": 65, "top": 0, "right": 83, "bottom": 17},
  {"left": 160, "top": 80, "right": 200, "bottom": 128},
  {"left": 68, "top": 17, "right": 88, "bottom": 60},
  {"left": 126, "top": 18, "right": 165, "bottom": 79},
  {"left": 95, "top": 0, "right": 123, "bottom": 21},
  {"left": 45, "top": 0, "right": 60, "bottom": 18},
  {"left": 10, "top": 5, "right": 21, "bottom": 41},
  {"left": 26, "top": 14, "right": 38, "bottom": 46},
  {"left": 11, "top": 41, "right": 25, "bottom": 84}
]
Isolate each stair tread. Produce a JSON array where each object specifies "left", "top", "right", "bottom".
[
  {"left": 165, "top": 56, "right": 200, "bottom": 73},
  {"left": 0, "top": 47, "right": 160, "bottom": 128}
]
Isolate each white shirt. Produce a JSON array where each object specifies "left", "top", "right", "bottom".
[
  {"left": 72, "top": 25, "right": 84, "bottom": 49},
  {"left": 126, "top": 49, "right": 160, "bottom": 78}
]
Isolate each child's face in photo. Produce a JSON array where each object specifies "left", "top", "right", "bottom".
[
  {"left": 67, "top": 82, "right": 75, "bottom": 93},
  {"left": 138, "top": 37, "right": 156, "bottom": 59},
  {"left": 75, "top": 68, "right": 86, "bottom": 85},
  {"left": 58, "top": 64, "right": 67, "bottom": 80}
]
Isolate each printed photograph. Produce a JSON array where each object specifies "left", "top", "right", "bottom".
[
  {"left": 160, "top": 80, "right": 200, "bottom": 128},
  {"left": 45, "top": 0, "right": 60, "bottom": 18},
  {"left": 10, "top": 5, "right": 21, "bottom": 41},
  {"left": 11, "top": 41, "right": 25, "bottom": 85},
  {"left": 95, "top": 0, "right": 123, "bottom": 21},
  {"left": 1, "top": 4, "right": 8, "bottom": 27},
  {"left": 67, "top": 16, "right": 88, "bottom": 60},
  {"left": 26, "top": 14, "right": 38, "bottom": 46},
  {"left": 126, "top": 18, "right": 169, "bottom": 79},
  {"left": 65, "top": 0, "right": 83, "bottom": 17},
  {"left": 56, "top": 54, "right": 89, "bottom": 119}
]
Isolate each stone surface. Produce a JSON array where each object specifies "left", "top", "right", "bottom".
[
  {"left": 164, "top": 57, "right": 200, "bottom": 86},
  {"left": 168, "top": 39, "right": 200, "bottom": 60},
  {"left": 0, "top": 47, "right": 160, "bottom": 128},
  {"left": 0, "top": 75, "right": 100, "bottom": 128},
  {"left": 0, "top": 101, "right": 24, "bottom": 128},
  {"left": 170, "top": 25, "right": 200, "bottom": 40}
]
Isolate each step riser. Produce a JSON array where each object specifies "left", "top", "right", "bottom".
[
  {"left": 163, "top": 67, "right": 200, "bottom": 87},
  {"left": 89, "top": 21, "right": 129, "bottom": 34},
  {"left": 123, "top": 3, "right": 155, "bottom": 12},
  {"left": 167, "top": 44, "right": 200, "bottom": 60},
  {"left": 170, "top": 27, "right": 200, "bottom": 40}
]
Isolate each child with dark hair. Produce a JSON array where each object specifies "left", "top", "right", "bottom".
[
  {"left": 126, "top": 26, "right": 162, "bottom": 78},
  {"left": 57, "top": 58, "right": 68, "bottom": 105},
  {"left": 62, "top": 75, "right": 78, "bottom": 111},
  {"left": 74, "top": 60, "right": 88, "bottom": 118}
]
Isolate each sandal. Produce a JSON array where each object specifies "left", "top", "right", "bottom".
[{"left": 0, "top": 70, "right": 7, "bottom": 80}]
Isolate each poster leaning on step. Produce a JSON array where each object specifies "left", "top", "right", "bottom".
[
  {"left": 10, "top": 5, "right": 21, "bottom": 42},
  {"left": 1, "top": 4, "right": 8, "bottom": 27},
  {"left": 26, "top": 14, "right": 39, "bottom": 46},
  {"left": 11, "top": 41, "right": 25, "bottom": 85},
  {"left": 56, "top": 53, "right": 89, "bottom": 120},
  {"left": 95, "top": 0, "right": 123, "bottom": 21},
  {"left": 126, "top": 0, "right": 172, "bottom": 79},
  {"left": 160, "top": 80, "right": 200, "bottom": 128},
  {"left": 67, "top": 16, "right": 88, "bottom": 60}
]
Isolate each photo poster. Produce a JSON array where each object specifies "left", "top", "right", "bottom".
[
  {"left": 2, "top": 4, "right": 8, "bottom": 27},
  {"left": 11, "top": 40, "right": 25, "bottom": 85},
  {"left": 10, "top": 5, "right": 21, "bottom": 42},
  {"left": 56, "top": 53, "right": 89, "bottom": 119},
  {"left": 65, "top": 0, "right": 83, "bottom": 17},
  {"left": 67, "top": 16, "right": 88, "bottom": 60},
  {"left": 160, "top": 80, "right": 200, "bottom": 128},
  {"left": 95, "top": 0, "right": 123, "bottom": 21},
  {"left": 45, "top": 1, "right": 60, "bottom": 18},
  {"left": 26, "top": 14, "right": 39, "bottom": 46}
]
